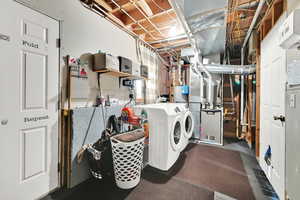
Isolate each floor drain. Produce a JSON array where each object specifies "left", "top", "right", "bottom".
[{"left": 253, "top": 168, "right": 279, "bottom": 199}]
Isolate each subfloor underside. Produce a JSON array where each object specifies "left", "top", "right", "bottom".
[{"left": 44, "top": 140, "right": 278, "bottom": 200}]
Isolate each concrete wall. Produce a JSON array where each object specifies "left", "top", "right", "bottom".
[{"left": 17, "top": 0, "right": 138, "bottom": 107}]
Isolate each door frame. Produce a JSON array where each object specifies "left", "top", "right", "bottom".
[{"left": 14, "top": 0, "right": 63, "bottom": 194}]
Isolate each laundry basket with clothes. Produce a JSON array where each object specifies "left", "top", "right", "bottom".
[{"left": 110, "top": 129, "right": 145, "bottom": 189}]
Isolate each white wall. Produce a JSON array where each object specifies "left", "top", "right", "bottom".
[
  {"left": 17, "top": 0, "right": 138, "bottom": 107},
  {"left": 288, "top": 0, "right": 300, "bottom": 13}
]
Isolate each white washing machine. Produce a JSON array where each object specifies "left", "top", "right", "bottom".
[
  {"left": 174, "top": 103, "right": 194, "bottom": 151},
  {"left": 133, "top": 103, "right": 184, "bottom": 171}
]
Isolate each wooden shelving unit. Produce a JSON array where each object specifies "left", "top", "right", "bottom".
[{"left": 95, "top": 68, "right": 149, "bottom": 80}]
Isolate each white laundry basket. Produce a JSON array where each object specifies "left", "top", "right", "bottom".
[{"left": 110, "top": 129, "right": 145, "bottom": 189}]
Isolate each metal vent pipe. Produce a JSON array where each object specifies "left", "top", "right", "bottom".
[
  {"left": 202, "top": 64, "right": 256, "bottom": 75},
  {"left": 240, "top": 0, "right": 266, "bottom": 127}
]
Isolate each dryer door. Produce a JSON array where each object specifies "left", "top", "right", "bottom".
[
  {"left": 170, "top": 116, "right": 184, "bottom": 151},
  {"left": 183, "top": 111, "right": 194, "bottom": 139}
]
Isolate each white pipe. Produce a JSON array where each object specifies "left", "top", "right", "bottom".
[
  {"left": 192, "top": 63, "right": 205, "bottom": 103},
  {"left": 195, "top": 52, "right": 213, "bottom": 107},
  {"left": 229, "top": 75, "right": 235, "bottom": 113},
  {"left": 242, "top": 0, "right": 266, "bottom": 49},
  {"left": 169, "top": 0, "right": 213, "bottom": 107},
  {"left": 240, "top": 0, "right": 266, "bottom": 126}
]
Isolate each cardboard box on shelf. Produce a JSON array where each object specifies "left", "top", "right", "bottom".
[{"left": 93, "top": 53, "right": 119, "bottom": 71}]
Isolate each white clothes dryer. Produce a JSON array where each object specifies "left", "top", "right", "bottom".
[{"left": 133, "top": 103, "right": 184, "bottom": 171}]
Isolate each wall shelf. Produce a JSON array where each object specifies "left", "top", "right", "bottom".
[{"left": 95, "top": 69, "right": 149, "bottom": 80}]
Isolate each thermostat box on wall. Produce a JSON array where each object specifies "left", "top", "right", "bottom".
[{"left": 93, "top": 53, "right": 119, "bottom": 71}]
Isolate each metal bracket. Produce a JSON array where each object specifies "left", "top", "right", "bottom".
[{"left": 56, "top": 38, "right": 61, "bottom": 48}]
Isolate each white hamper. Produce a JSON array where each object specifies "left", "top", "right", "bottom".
[{"left": 110, "top": 129, "right": 145, "bottom": 189}]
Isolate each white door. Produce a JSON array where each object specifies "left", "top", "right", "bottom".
[
  {"left": 260, "top": 15, "right": 286, "bottom": 200},
  {"left": 0, "top": 1, "right": 59, "bottom": 199}
]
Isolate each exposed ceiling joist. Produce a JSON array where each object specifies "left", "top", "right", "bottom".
[
  {"left": 94, "top": 0, "right": 113, "bottom": 12},
  {"left": 82, "top": 0, "right": 190, "bottom": 58},
  {"left": 137, "top": 0, "right": 153, "bottom": 16},
  {"left": 149, "top": 34, "right": 187, "bottom": 44},
  {"left": 129, "top": 10, "right": 175, "bottom": 28},
  {"left": 152, "top": 38, "right": 189, "bottom": 48}
]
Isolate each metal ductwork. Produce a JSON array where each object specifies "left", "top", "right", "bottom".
[
  {"left": 203, "top": 64, "right": 256, "bottom": 75},
  {"left": 183, "top": 0, "right": 227, "bottom": 57},
  {"left": 170, "top": 0, "right": 215, "bottom": 108},
  {"left": 187, "top": 8, "right": 226, "bottom": 56}
]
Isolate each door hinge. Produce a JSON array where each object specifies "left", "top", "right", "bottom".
[
  {"left": 57, "top": 100, "right": 61, "bottom": 111},
  {"left": 56, "top": 38, "right": 61, "bottom": 48}
]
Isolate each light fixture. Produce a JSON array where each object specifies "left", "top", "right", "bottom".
[{"left": 169, "top": 26, "right": 178, "bottom": 37}]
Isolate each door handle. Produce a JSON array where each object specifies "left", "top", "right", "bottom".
[{"left": 273, "top": 115, "right": 285, "bottom": 122}]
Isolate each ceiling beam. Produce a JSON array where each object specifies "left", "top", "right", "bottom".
[
  {"left": 137, "top": 0, "right": 153, "bottom": 16},
  {"left": 127, "top": 9, "right": 175, "bottom": 27},
  {"left": 227, "top": 11, "right": 255, "bottom": 23},
  {"left": 157, "top": 43, "right": 191, "bottom": 52},
  {"left": 152, "top": 38, "right": 189, "bottom": 48},
  {"left": 94, "top": 0, "right": 113, "bottom": 12},
  {"left": 149, "top": 34, "right": 187, "bottom": 44},
  {"left": 112, "top": 0, "right": 172, "bottom": 25}
]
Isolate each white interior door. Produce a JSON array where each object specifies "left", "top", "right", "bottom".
[
  {"left": 0, "top": 1, "right": 59, "bottom": 199},
  {"left": 260, "top": 15, "right": 286, "bottom": 200}
]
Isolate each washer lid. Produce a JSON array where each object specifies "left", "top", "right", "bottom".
[
  {"left": 170, "top": 116, "right": 183, "bottom": 151},
  {"left": 183, "top": 111, "right": 194, "bottom": 139}
]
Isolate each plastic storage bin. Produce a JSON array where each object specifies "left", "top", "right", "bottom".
[{"left": 110, "top": 129, "right": 145, "bottom": 189}]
